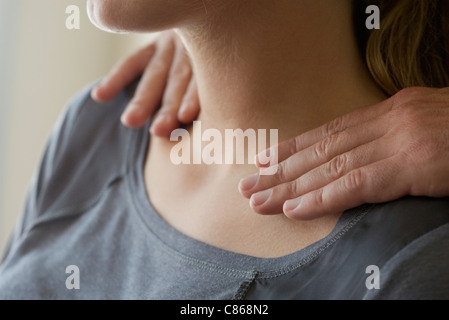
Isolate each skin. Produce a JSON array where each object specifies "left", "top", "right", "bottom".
[
  {"left": 248, "top": 87, "right": 449, "bottom": 220},
  {"left": 88, "top": 0, "right": 449, "bottom": 256},
  {"left": 92, "top": 30, "right": 200, "bottom": 136},
  {"left": 92, "top": 30, "right": 449, "bottom": 222}
]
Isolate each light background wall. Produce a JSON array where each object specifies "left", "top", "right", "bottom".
[{"left": 0, "top": 0, "right": 150, "bottom": 257}]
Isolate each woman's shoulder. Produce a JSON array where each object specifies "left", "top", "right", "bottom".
[
  {"left": 29, "top": 80, "right": 138, "bottom": 218},
  {"left": 1, "top": 80, "right": 143, "bottom": 264},
  {"left": 365, "top": 196, "right": 449, "bottom": 239},
  {"left": 357, "top": 196, "right": 449, "bottom": 299},
  {"left": 246, "top": 197, "right": 449, "bottom": 299}
]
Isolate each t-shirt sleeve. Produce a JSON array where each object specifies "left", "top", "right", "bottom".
[
  {"left": 363, "top": 223, "right": 449, "bottom": 300},
  {"left": 1, "top": 84, "right": 95, "bottom": 262},
  {"left": 1, "top": 81, "right": 131, "bottom": 263}
]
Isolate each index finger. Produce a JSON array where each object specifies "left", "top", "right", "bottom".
[
  {"left": 256, "top": 96, "right": 394, "bottom": 167},
  {"left": 91, "top": 44, "right": 156, "bottom": 102}
]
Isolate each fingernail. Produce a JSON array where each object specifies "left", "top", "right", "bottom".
[
  {"left": 250, "top": 189, "right": 272, "bottom": 207},
  {"left": 91, "top": 87, "right": 99, "bottom": 99},
  {"left": 179, "top": 101, "right": 190, "bottom": 116},
  {"left": 152, "top": 113, "right": 171, "bottom": 127},
  {"left": 121, "top": 103, "right": 137, "bottom": 123},
  {"left": 121, "top": 108, "right": 132, "bottom": 124},
  {"left": 258, "top": 147, "right": 278, "bottom": 168},
  {"left": 256, "top": 148, "right": 271, "bottom": 167},
  {"left": 239, "top": 174, "right": 259, "bottom": 192},
  {"left": 283, "top": 197, "right": 302, "bottom": 214},
  {"left": 121, "top": 104, "right": 138, "bottom": 120}
]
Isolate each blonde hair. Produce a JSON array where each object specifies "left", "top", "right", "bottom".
[{"left": 355, "top": 0, "right": 449, "bottom": 96}]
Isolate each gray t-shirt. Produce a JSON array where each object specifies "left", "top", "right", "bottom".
[{"left": 1, "top": 82, "right": 449, "bottom": 300}]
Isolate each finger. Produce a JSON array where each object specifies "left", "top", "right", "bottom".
[
  {"left": 150, "top": 46, "right": 193, "bottom": 137},
  {"left": 121, "top": 38, "right": 176, "bottom": 128},
  {"left": 91, "top": 44, "right": 156, "bottom": 102},
  {"left": 293, "top": 135, "right": 397, "bottom": 195},
  {"left": 283, "top": 155, "right": 411, "bottom": 220},
  {"left": 178, "top": 77, "right": 200, "bottom": 124},
  {"left": 239, "top": 115, "right": 389, "bottom": 198},
  {"left": 249, "top": 136, "right": 396, "bottom": 215},
  {"left": 256, "top": 96, "right": 395, "bottom": 168}
]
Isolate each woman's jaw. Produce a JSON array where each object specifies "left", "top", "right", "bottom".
[
  {"left": 135, "top": 0, "right": 389, "bottom": 257},
  {"left": 87, "top": 0, "right": 210, "bottom": 33},
  {"left": 89, "top": 0, "right": 386, "bottom": 141}
]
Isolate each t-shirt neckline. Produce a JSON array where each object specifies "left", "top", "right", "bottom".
[{"left": 125, "top": 120, "right": 371, "bottom": 278}]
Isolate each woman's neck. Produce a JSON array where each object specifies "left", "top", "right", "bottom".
[
  {"left": 144, "top": 1, "right": 387, "bottom": 258},
  {"left": 177, "top": 0, "right": 386, "bottom": 141}
]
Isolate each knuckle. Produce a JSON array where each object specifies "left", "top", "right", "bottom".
[
  {"left": 293, "top": 136, "right": 302, "bottom": 154},
  {"left": 314, "top": 189, "right": 325, "bottom": 207},
  {"left": 276, "top": 162, "right": 289, "bottom": 182},
  {"left": 327, "top": 154, "right": 347, "bottom": 179},
  {"left": 288, "top": 136, "right": 302, "bottom": 155},
  {"left": 313, "top": 136, "right": 333, "bottom": 161},
  {"left": 393, "top": 87, "right": 423, "bottom": 103},
  {"left": 343, "top": 169, "right": 364, "bottom": 192},
  {"left": 289, "top": 180, "right": 301, "bottom": 197},
  {"left": 323, "top": 116, "right": 345, "bottom": 137}
]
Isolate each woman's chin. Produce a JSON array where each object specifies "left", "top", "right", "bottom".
[
  {"left": 86, "top": 0, "right": 136, "bottom": 33},
  {"left": 87, "top": 0, "right": 112, "bottom": 33},
  {"left": 86, "top": 0, "right": 210, "bottom": 34}
]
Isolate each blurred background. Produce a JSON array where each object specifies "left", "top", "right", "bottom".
[{"left": 0, "top": 0, "right": 151, "bottom": 257}]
